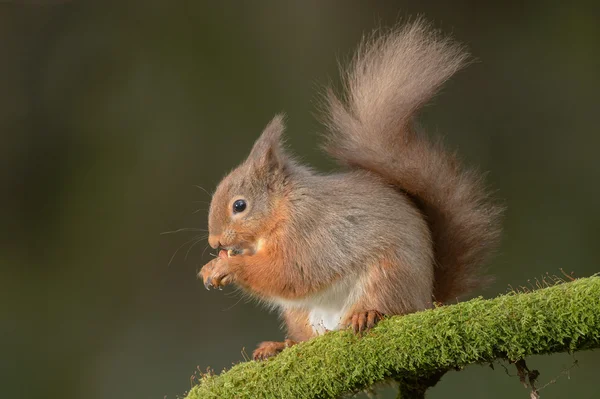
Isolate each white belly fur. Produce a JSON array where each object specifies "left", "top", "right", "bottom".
[
  {"left": 276, "top": 273, "right": 364, "bottom": 335},
  {"left": 308, "top": 307, "right": 346, "bottom": 335}
]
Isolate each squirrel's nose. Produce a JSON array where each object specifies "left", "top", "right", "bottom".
[{"left": 208, "top": 235, "right": 220, "bottom": 249}]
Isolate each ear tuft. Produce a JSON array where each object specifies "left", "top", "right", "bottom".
[{"left": 245, "top": 114, "right": 287, "bottom": 172}]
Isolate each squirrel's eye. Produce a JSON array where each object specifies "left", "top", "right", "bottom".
[{"left": 232, "top": 199, "right": 247, "bottom": 214}]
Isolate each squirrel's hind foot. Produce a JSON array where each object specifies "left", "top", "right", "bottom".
[
  {"left": 252, "top": 339, "right": 297, "bottom": 361},
  {"left": 344, "top": 310, "right": 384, "bottom": 334}
]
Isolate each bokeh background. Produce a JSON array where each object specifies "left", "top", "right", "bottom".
[{"left": 2, "top": 1, "right": 599, "bottom": 398}]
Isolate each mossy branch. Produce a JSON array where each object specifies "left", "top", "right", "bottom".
[{"left": 186, "top": 276, "right": 600, "bottom": 399}]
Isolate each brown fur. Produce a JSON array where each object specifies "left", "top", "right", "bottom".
[{"left": 200, "top": 18, "right": 503, "bottom": 359}]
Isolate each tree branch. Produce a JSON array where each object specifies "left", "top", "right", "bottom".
[{"left": 186, "top": 276, "right": 600, "bottom": 398}]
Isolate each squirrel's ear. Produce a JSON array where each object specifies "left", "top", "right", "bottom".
[{"left": 245, "top": 114, "right": 287, "bottom": 173}]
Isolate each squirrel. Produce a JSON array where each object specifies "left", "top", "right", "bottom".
[{"left": 199, "top": 19, "right": 503, "bottom": 361}]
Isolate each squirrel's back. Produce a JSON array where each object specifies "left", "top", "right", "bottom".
[{"left": 322, "top": 19, "right": 503, "bottom": 302}]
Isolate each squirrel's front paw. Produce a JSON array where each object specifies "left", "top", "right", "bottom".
[{"left": 199, "top": 257, "right": 232, "bottom": 290}]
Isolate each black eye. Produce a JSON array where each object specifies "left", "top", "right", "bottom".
[{"left": 232, "top": 199, "right": 247, "bottom": 214}]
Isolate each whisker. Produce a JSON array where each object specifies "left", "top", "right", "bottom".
[
  {"left": 201, "top": 243, "right": 211, "bottom": 259},
  {"left": 193, "top": 185, "right": 213, "bottom": 198},
  {"left": 161, "top": 227, "right": 208, "bottom": 235},
  {"left": 168, "top": 235, "right": 204, "bottom": 267},
  {"left": 192, "top": 208, "right": 207, "bottom": 215},
  {"left": 185, "top": 238, "right": 206, "bottom": 260},
  {"left": 222, "top": 295, "right": 244, "bottom": 311}
]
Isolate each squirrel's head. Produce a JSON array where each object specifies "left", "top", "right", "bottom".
[{"left": 207, "top": 115, "right": 291, "bottom": 256}]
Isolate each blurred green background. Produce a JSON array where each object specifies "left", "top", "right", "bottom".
[{"left": 2, "top": 1, "right": 599, "bottom": 398}]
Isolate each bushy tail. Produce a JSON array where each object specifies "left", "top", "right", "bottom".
[{"left": 322, "top": 19, "right": 503, "bottom": 302}]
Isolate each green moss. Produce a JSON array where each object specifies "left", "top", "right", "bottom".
[{"left": 186, "top": 277, "right": 600, "bottom": 399}]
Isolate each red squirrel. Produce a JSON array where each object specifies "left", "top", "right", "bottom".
[{"left": 199, "top": 19, "right": 503, "bottom": 360}]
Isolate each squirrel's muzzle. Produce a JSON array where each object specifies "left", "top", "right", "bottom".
[{"left": 208, "top": 235, "right": 220, "bottom": 249}]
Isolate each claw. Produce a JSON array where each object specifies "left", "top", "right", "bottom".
[
  {"left": 347, "top": 310, "right": 383, "bottom": 335},
  {"left": 200, "top": 257, "right": 232, "bottom": 291},
  {"left": 220, "top": 275, "right": 231, "bottom": 286}
]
